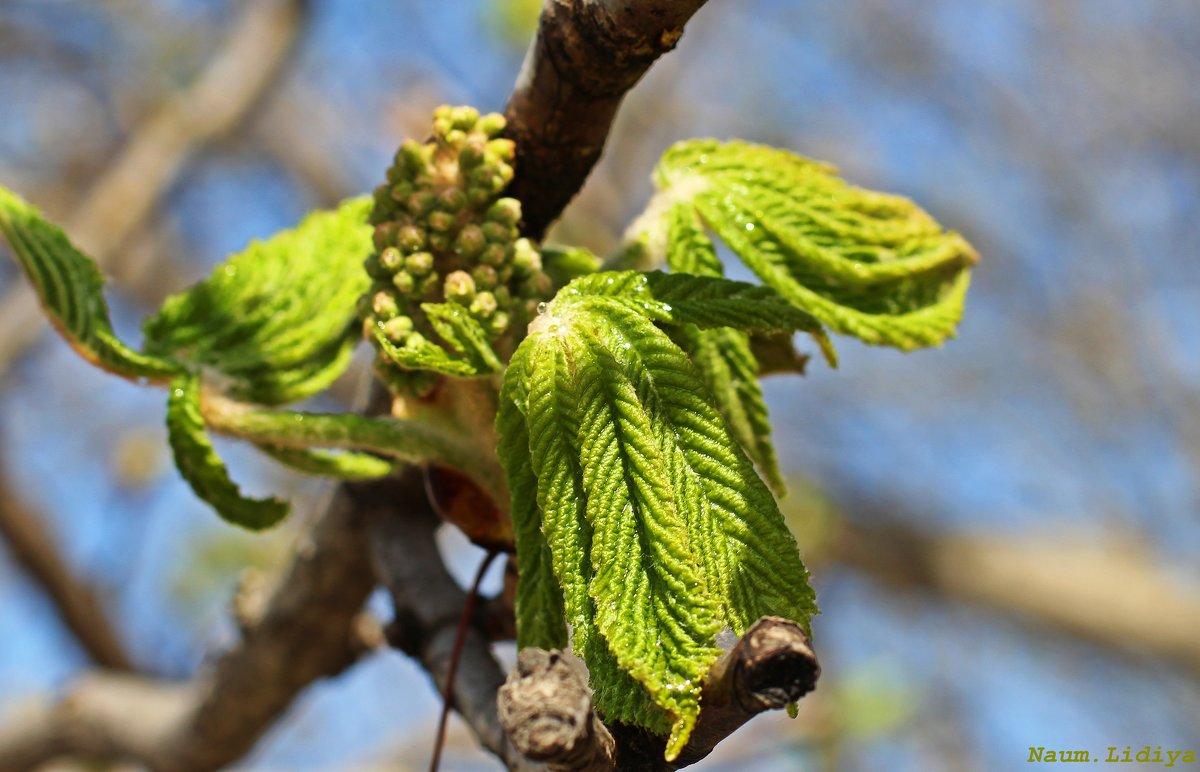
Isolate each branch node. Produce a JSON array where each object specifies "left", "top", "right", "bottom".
[{"left": 498, "top": 649, "right": 617, "bottom": 771}]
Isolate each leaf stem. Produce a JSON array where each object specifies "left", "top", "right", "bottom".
[{"left": 199, "top": 387, "right": 508, "bottom": 506}]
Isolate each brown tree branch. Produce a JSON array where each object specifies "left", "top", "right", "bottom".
[
  {"left": 0, "top": 0, "right": 312, "bottom": 739},
  {"left": 503, "top": 0, "right": 711, "bottom": 239},
  {"left": 499, "top": 618, "right": 820, "bottom": 771},
  {"left": 0, "top": 469, "right": 136, "bottom": 672},
  {"left": 0, "top": 0, "right": 309, "bottom": 373},
  {"left": 0, "top": 482, "right": 380, "bottom": 772},
  {"left": 0, "top": 672, "right": 196, "bottom": 770},
  {"left": 498, "top": 649, "right": 618, "bottom": 772},
  {"left": 367, "top": 469, "right": 541, "bottom": 771},
  {"left": 829, "top": 508, "right": 1200, "bottom": 676}
]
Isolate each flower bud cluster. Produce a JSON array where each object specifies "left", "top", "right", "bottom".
[{"left": 360, "top": 106, "right": 552, "bottom": 394}]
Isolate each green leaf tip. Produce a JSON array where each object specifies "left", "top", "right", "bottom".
[
  {"left": 633, "top": 139, "right": 978, "bottom": 352},
  {"left": 166, "top": 375, "right": 289, "bottom": 531},
  {"left": 255, "top": 445, "right": 398, "bottom": 480},
  {"left": 144, "top": 197, "right": 374, "bottom": 405},
  {"left": 0, "top": 184, "right": 183, "bottom": 381},
  {"left": 499, "top": 287, "right": 817, "bottom": 756}
]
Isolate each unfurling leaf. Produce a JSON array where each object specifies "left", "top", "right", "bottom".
[
  {"left": 421, "top": 302, "right": 504, "bottom": 373},
  {"left": 166, "top": 374, "right": 289, "bottom": 531},
  {"left": 144, "top": 197, "right": 374, "bottom": 405},
  {"left": 254, "top": 445, "right": 398, "bottom": 480},
  {"left": 659, "top": 203, "right": 789, "bottom": 493},
  {"left": 499, "top": 291, "right": 817, "bottom": 759},
  {"left": 0, "top": 185, "right": 183, "bottom": 380},
  {"left": 633, "top": 139, "right": 978, "bottom": 351},
  {"left": 497, "top": 364, "right": 566, "bottom": 650}
]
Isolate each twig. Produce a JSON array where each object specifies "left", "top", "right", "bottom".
[
  {"left": 504, "top": 0, "right": 711, "bottom": 239},
  {"left": 430, "top": 549, "right": 500, "bottom": 772},
  {"left": 498, "top": 649, "right": 618, "bottom": 772},
  {"left": 499, "top": 618, "right": 820, "bottom": 770},
  {"left": 831, "top": 510, "right": 1200, "bottom": 676},
  {"left": 368, "top": 469, "right": 541, "bottom": 772},
  {"left": 0, "top": 469, "right": 135, "bottom": 672},
  {"left": 0, "top": 479, "right": 378, "bottom": 771}
]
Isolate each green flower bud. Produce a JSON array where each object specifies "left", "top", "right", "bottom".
[
  {"left": 404, "top": 331, "right": 429, "bottom": 349},
  {"left": 437, "top": 187, "right": 466, "bottom": 212},
  {"left": 390, "top": 182, "right": 414, "bottom": 202},
  {"left": 443, "top": 270, "right": 476, "bottom": 303},
  {"left": 477, "top": 112, "right": 506, "bottom": 138},
  {"left": 376, "top": 363, "right": 437, "bottom": 399},
  {"left": 488, "top": 310, "right": 510, "bottom": 336},
  {"left": 511, "top": 238, "right": 541, "bottom": 274},
  {"left": 415, "top": 272, "right": 440, "bottom": 296},
  {"left": 379, "top": 246, "right": 404, "bottom": 273},
  {"left": 427, "top": 211, "right": 455, "bottom": 233},
  {"left": 472, "top": 265, "right": 498, "bottom": 289},
  {"left": 480, "top": 243, "right": 508, "bottom": 267},
  {"left": 466, "top": 187, "right": 493, "bottom": 208},
  {"left": 467, "top": 166, "right": 495, "bottom": 190},
  {"left": 470, "top": 291, "right": 498, "bottom": 319},
  {"left": 406, "top": 191, "right": 436, "bottom": 216},
  {"left": 432, "top": 109, "right": 453, "bottom": 139},
  {"left": 454, "top": 225, "right": 486, "bottom": 258},
  {"left": 486, "top": 138, "right": 516, "bottom": 163},
  {"left": 397, "top": 225, "right": 426, "bottom": 252},
  {"left": 482, "top": 221, "right": 513, "bottom": 244},
  {"left": 405, "top": 251, "right": 435, "bottom": 276},
  {"left": 363, "top": 255, "right": 387, "bottom": 281},
  {"left": 397, "top": 139, "right": 427, "bottom": 173},
  {"left": 494, "top": 162, "right": 515, "bottom": 189},
  {"left": 451, "top": 106, "right": 480, "bottom": 130},
  {"left": 429, "top": 231, "right": 452, "bottom": 252},
  {"left": 392, "top": 270, "right": 415, "bottom": 295},
  {"left": 372, "top": 290, "right": 400, "bottom": 320},
  {"left": 485, "top": 198, "right": 521, "bottom": 226},
  {"left": 382, "top": 315, "right": 414, "bottom": 343},
  {"left": 493, "top": 286, "right": 511, "bottom": 307},
  {"left": 445, "top": 129, "right": 467, "bottom": 148},
  {"left": 373, "top": 223, "right": 397, "bottom": 250},
  {"left": 458, "top": 136, "right": 487, "bottom": 169}
]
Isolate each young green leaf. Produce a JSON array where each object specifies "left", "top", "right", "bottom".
[
  {"left": 368, "top": 323, "right": 490, "bottom": 377},
  {"left": 562, "top": 270, "right": 830, "bottom": 343},
  {"left": 501, "top": 292, "right": 818, "bottom": 759},
  {"left": 654, "top": 203, "right": 788, "bottom": 491},
  {"left": 672, "top": 324, "right": 786, "bottom": 494},
  {"left": 637, "top": 139, "right": 977, "bottom": 350},
  {"left": 166, "top": 374, "right": 289, "bottom": 531},
  {"left": 496, "top": 349, "right": 566, "bottom": 650},
  {"left": 539, "top": 244, "right": 601, "bottom": 289},
  {"left": 143, "top": 197, "right": 374, "bottom": 405},
  {"left": 421, "top": 302, "right": 503, "bottom": 373},
  {"left": 0, "top": 185, "right": 183, "bottom": 381}
]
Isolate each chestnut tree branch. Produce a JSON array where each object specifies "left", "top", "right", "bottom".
[
  {"left": 831, "top": 511, "right": 1200, "bottom": 676},
  {"left": 367, "top": 469, "right": 542, "bottom": 771},
  {"left": 0, "top": 482, "right": 380, "bottom": 772},
  {"left": 0, "top": 468, "right": 136, "bottom": 672},
  {"left": 498, "top": 618, "right": 820, "bottom": 771},
  {"left": 503, "top": 0, "right": 711, "bottom": 239}
]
